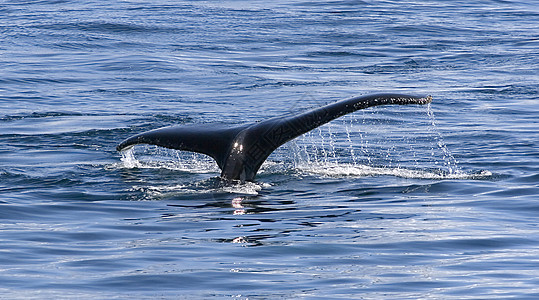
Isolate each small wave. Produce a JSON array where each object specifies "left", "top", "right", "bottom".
[
  {"left": 37, "top": 21, "right": 178, "bottom": 34},
  {"left": 305, "top": 50, "right": 372, "bottom": 57}
]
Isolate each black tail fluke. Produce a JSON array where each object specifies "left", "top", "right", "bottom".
[{"left": 117, "top": 93, "right": 432, "bottom": 181}]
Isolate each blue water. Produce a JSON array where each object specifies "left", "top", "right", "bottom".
[{"left": 1, "top": 0, "right": 538, "bottom": 298}]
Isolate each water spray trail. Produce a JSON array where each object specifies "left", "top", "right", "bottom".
[
  {"left": 345, "top": 117, "right": 358, "bottom": 165},
  {"left": 426, "top": 103, "right": 463, "bottom": 176}
]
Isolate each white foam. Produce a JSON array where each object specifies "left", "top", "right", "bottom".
[
  {"left": 129, "top": 180, "right": 270, "bottom": 198},
  {"left": 296, "top": 161, "right": 487, "bottom": 180},
  {"left": 221, "top": 181, "right": 271, "bottom": 195}
]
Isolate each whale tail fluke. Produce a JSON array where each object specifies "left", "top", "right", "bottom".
[{"left": 117, "top": 93, "right": 432, "bottom": 181}]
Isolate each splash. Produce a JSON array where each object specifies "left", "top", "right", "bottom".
[
  {"left": 284, "top": 104, "right": 487, "bottom": 180},
  {"left": 119, "top": 146, "right": 219, "bottom": 173},
  {"left": 116, "top": 105, "right": 488, "bottom": 187},
  {"left": 295, "top": 161, "right": 490, "bottom": 180},
  {"left": 118, "top": 146, "right": 268, "bottom": 197},
  {"left": 120, "top": 147, "right": 142, "bottom": 168}
]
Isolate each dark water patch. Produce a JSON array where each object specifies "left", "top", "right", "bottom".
[
  {"left": 89, "top": 272, "right": 253, "bottom": 292},
  {"left": 511, "top": 173, "right": 539, "bottom": 184},
  {"left": 0, "top": 203, "right": 50, "bottom": 221},
  {"left": 0, "top": 112, "right": 182, "bottom": 138},
  {"left": 32, "top": 21, "right": 181, "bottom": 35},
  {"left": 51, "top": 41, "right": 111, "bottom": 51},
  {"left": 463, "top": 84, "right": 539, "bottom": 95},
  {"left": 305, "top": 50, "right": 382, "bottom": 58},
  {"left": 91, "top": 55, "right": 184, "bottom": 73},
  {"left": 0, "top": 77, "right": 84, "bottom": 85},
  {"left": 0, "top": 111, "right": 84, "bottom": 122},
  {"left": 125, "top": 3, "right": 195, "bottom": 12}
]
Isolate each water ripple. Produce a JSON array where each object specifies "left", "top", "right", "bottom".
[{"left": 1, "top": 0, "right": 538, "bottom": 298}]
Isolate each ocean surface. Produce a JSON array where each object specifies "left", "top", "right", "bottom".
[{"left": 1, "top": 0, "right": 538, "bottom": 299}]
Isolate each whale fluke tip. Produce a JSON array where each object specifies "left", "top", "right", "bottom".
[{"left": 395, "top": 94, "right": 432, "bottom": 105}]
